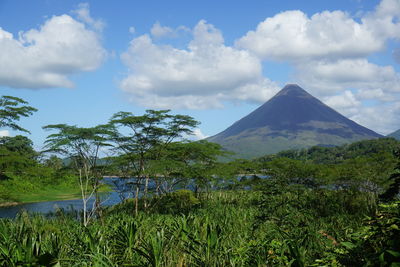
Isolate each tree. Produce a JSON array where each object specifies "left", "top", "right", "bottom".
[
  {"left": 110, "top": 109, "right": 199, "bottom": 215},
  {"left": 43, "top": 155, "right": 64, "bottom": 170},
  {"left": 0, "top": 135, "right": 37, "bottom": 177},
  {"left": 380, "top": 149, "right": 400, "bottom": 201},
  {"left": 42, "top": 124, "right": 114, "bottom": 226},
  {"left": 147, "top": 140, "right": 226, "bottom": 195},
  {"left": 0, "top": 95, "right": 37, "bottom": 133}
]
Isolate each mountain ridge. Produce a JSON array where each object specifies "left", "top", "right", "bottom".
[{"left": 388, "top": 129, "right": 400, "bottom": 140}]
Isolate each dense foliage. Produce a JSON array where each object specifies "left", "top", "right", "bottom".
[
  {"left": 0, "top": 190, "right": 398, "bottom": 266},
  {"left": 259, "top": 137, "right": 400, "bottom": 164},
  {"left": 0, "top": 135, "right": 76, "bottom": 203}
]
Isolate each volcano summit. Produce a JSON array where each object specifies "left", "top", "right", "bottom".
[{"left": 208, "top": 84, "right": 382, "bottom": 158}]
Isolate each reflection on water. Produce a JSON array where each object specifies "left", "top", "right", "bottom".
[
  {"left": 0, "top": 175, "right": 264, "bottom": 218},
  {"left": 0, "top": 178, "right": 124, "bottom": 219},
  {"left": 0, "top": 191, "right": 122, "bottom": 219}
]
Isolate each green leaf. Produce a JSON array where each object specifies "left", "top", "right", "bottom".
[
  {"left": 386, "top": 250, "right": 400, "bottom": 258},
  {"left": 340, "top": 242, "right": 356, "bottom": 249},
  {"left": 379, "top": 252, "right": 386, "bottom": 263}
]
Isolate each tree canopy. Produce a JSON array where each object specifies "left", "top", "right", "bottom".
[{"left": 0, "top": 95, "right": 37, "bottom": 133}]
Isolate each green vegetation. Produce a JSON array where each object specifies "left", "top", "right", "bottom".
[
  {"left": 0, "top": 134, "right": 79, "bottom": 204},
  {"left": 0, "top": 94, "right": 399, "bottom": 265},
  {"left": 209, "top": 128, "right": 372, "bottom": 159},
  {"left": 0, "top": 190, "right": 398, "bottom": 266}
]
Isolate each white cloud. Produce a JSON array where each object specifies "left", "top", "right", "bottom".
[
  {"left": 0, "top": 9, "right": 106, "bottom": 89},
  {"left": 191, "top": 128, "right": 209, "bottom": 140},
  {"left": 120, "top": 20, "right": 280, "bottom": 109},
  {"left": 236, "top": 0, "right": 400, "bottom": 61},
  {"left": 236, "top": 10, "right": 382, "bottom": 61},
  {"left": 150, "top": 22, "right": 174, "bottom": 38},
  {"left": 324, "top": 90, "right": 361, "bottom": 110},
  {"left": 322, "top": 90, "right": 362, "bottom": 121},
  {"left": 0, "top": 130, "right": 10, "bottom": 137},
  {"left": 356, "top": 88, "right": 395, "bottom": 102},
  {"left": 363, "top": 0, "right": 400, "bottom": 40},
  {"left": 296, "top": 59, "right": 400, "bottom": 96},
  {"left": 320, "top": 92, "right": 400, "bottom": 135},
  {"left": 150, "top": 22, "right": 190, "bottom": 39},
  {"left": 129, "top": 26, "right": 136, "bottom": 34},
  {"left": 350, "top": 102, "right": 400, "bottom": 135},
  {"left": 73, "top": 3, "right": 105, "bottom": 31}
]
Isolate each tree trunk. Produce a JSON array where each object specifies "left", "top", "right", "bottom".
[
  {"left": 94, "top": 179, "right": 103, "bottom": 224},
  {"left": 135, "top": 184, "right": 139, "bottom": 216},
  {"left": 144, "top": 176, "right": 149, "bottom": 209}
]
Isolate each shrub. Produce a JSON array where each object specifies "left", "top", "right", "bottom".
[{"left": 152, "top": 189, "right": 200, "bottom": 214}]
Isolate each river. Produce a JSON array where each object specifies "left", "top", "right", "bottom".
[
  {"left": 0, "top": 177, "right": 128, "bottom": 219},
  {"left": 0, "top": 175, "right": 262, "bottom": 218}
]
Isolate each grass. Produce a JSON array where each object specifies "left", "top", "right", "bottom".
[{"left": 7, "top": 183, "right": 112, "bottom": 204}]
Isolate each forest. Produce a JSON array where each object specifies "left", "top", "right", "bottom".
[{"left": 0, "top": 95, "right": 399, "bottom": 266}]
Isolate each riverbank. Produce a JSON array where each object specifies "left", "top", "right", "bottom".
[
  {"left": 0, "top": 184, "right": 112, "bottom": 207},
  {"left": 0, "top": 202, "right": 19, "bottom": 207}
]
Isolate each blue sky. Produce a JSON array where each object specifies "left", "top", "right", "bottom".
[{"left": 0, "top": 0, "right": 399, "bottom": 150}]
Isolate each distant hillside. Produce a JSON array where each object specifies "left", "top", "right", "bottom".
[
  {"left": 208, "top": 84, "right": 382, "bottom": 159},
  {"left": 257, "top": 137, "right": 400, "bottom": 164},
  {"left": 388, "top": 129, "right": 400, "bottom": 140}
]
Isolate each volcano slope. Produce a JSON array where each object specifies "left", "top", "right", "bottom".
[{"left": 208, "top": 84, "right": 382, "bottom": 159}]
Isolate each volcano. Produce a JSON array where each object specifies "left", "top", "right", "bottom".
[{"left": 208, "top": 84, "right": 382, "bottom": 158}]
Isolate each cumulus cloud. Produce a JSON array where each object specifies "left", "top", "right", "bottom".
[
  {"left": 350, "top": 102, "right": 400, "bottom": 135},
  {"left": 120, "top": 20, "right": 280, "bottom": 109},
  {"left": 150, "top": 22, "right": 190, "bottom": 39},
  {"left": 0, "top": 130, "right": 10, "bottom": 137},
  {"left": 296, "top": 59, "right": 400, "bottom": 97},
  {"left": 356, "top": 88, "right": 395, "bottom": 102},
  {"left": 322, "top": 90, "right": 362, "bottom": 121},
  {"left": 320, "top": 91, "right": 400, "bottom": 135},
  {"left": 73, "top": 3, "right": 105, "bottom": 31},
  {"left": 236, "top": 0, "right": 400, "bottom": 61},
  {"left": 150, "top": 22, "right": 174, "bottom": 38},
  {"left": 324, "top": 90, "right": 361, "bottom": 110},
  {"left": 363, "top": 0, "right": 400, "bottom": 40},
  {"left": 191, "top": 128, "right": 209, "bottom": 140},
  {"left": 236, "top": 10, "right": 382, "bottom": 61},
  {"left": 0, "top": 7, "right": 106, "bottom": 89},
  {"left": 129, "top": 26, "right": 136, "bottom": 34}
]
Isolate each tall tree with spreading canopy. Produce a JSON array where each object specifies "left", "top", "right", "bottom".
[
  {"left": 0, "top": 95, "right": 37, "bottom": 133},
  {"left": 42, "top": 124, "right": 114, "bottom": 226},
  {"left": 110, "top": 109, "right": 199, "bottom": 215}
]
